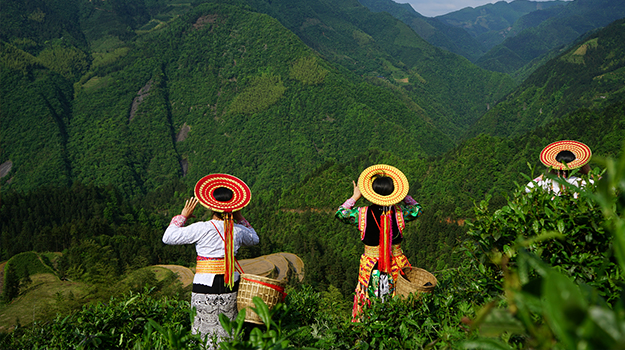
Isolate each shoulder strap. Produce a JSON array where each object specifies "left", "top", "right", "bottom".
[
  {"left": 358, "top": 207, "right": 368, "bottom": 240},
  {"left": 394, "top": 205, "right": 405, "bottom": 235},
  {"left": 209, "top": 221, "right": 244, "bottom": 274}
]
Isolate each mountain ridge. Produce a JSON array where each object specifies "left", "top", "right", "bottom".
[
  {"left": 1, "top": 1, "right": 457, "bottom": 197},
  {"left": 467, "top": 17, "right": 625, "bottom": 138},
  {"left": 475, "top": 0, "right": 625, "bottom": 74}
]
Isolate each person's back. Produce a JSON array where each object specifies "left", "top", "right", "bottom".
[
  {"left": 335, "top": 164, "right": 422, "bottom": 321},
  {"left": 162, "top": 174, "right": 259, "bottom": 348},
  {"left": 525, "top": 140, "right": 593, "bottom": 198}
]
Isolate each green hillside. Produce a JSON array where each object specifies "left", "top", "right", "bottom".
[
  {"left": 2, "top": 1, "right": 625, "bottom": 347},
  {"left": 1, "top": 0, "right": 460, "bottom": 198},
  {"left": 468, "top": 17, "right": 625, "bottom": 138},
  {"left": 476, "top": 0, "right": 625, "bottom": 74},
  {"left": 362, "top": 0, "right": 625, "bottom": 79},
  {"left": 246, "top": 0, "right": 515, "bottom": 140},
  {"left": 437, "top": 0, "right": 568, "bottom": 51},
  {"left": 0, "top": 60, "right": 74, "bottom": 190},
  {"left": 2, "top": 140, "right": 625, "bottom": 349},
  {"left": 0, "top": 0, "right": 87, "bottom": 50},
  {"left": 358, "top": 0, "right": 486, "bottom": 62}
]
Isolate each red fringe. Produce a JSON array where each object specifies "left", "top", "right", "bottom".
[
  {"left": 378, "top": 210, "right": 392, "bottom": 274},
  {"left": 224, "top": 213, "right": 235, "bottom": 289}
]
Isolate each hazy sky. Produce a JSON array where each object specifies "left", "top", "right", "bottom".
[{"left": 395, "top": 0, "right": 562, "bottom": 17}]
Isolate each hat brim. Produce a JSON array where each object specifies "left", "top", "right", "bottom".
[
  {"left": 194, "top": 174, "right": 251, "bottom": 212},
  {"left": 540, "top": 140, "right": 592, "bottom": 170},
  {"left": 358, "top": 164, "right": 409, "bottom": 206}
]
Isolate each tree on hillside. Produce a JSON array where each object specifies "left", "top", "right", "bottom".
[
  {"left": 20, "top": 265, "right": 31, "bottom": 290},
  {"left": 2, "top": 262, "right": 20, "bottom": 302}
]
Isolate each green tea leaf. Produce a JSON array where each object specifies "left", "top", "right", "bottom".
[{"left": 459, "top": 338, "right": 514, "bottom": 349}]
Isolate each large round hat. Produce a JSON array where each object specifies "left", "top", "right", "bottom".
[
  {"left": 357, "top": 164, "right": 409, "bottom": 206},
  {"left": 539, "top": 140, "right": 592, "bottom": 170},
  {"left": 194, "top": 174, "right": 251, "bottom": 212}
]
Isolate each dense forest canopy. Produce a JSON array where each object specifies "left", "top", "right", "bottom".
[
  {"left": 2, "top": 0, "right": 473, "bottom": 198},
  {"left": 245, "top": 0, "right": 514, "bottom": 140},
  {"left": 361, "top": 0, "right": 569, "bottom": 62},
  {"left": 474, "top": 0, "right": 625, "bottom": 75},
  {"left": 364, "top": 0, "right": 625, "bottom": 81}
]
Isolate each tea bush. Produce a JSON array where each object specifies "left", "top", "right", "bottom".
[
  {"left": 4, "top": 151, "right": 625, "bottom": 349},
  {"left": 467, "top": 168, "right": 620, "bottom": 303}
]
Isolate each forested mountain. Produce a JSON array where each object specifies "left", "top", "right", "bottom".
[
  {"left": 358, "top": 0, "right": 486, "bottom": 62},
  {"left": 245, "top": 0, "right": 515, "bottom": 140},
  {"left": 363, "top": 0, "right": 625, "bottom": 79},
  {"left": 475, "top": 0, "right": 625, "bottom": 74},
  {"left": 359, "top": 0, "right": 574, "bottom": 64},
  {"left": 2, "top": 0, "right": 464, "bottom": 198},
  {"left": 437, "top": 0, "right": 568, "bottom": 52},
  {"left": 468, "top": 17, "right": 625, "bottom": 138},
  {"left": 1, "top": 0, "right": 624, "bottom": 277},
  {"left": 0, "top": 0, "right": 519, "bottom": 200}
]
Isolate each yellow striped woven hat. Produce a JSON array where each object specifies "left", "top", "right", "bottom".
[
  {"left": 357, "top": 164, "right": 409, "bottom": 206},
  {"left": 539, "top": 140, "right": 592, "bottom": 170},
  {"left": 194, "top": 174, "right": 251, "bottom": 212}
]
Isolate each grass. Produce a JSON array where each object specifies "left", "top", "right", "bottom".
[
  {"left": 0, "top": 273, "right": 89, "bottom": 332},
  {"left": 82, "top": 76, "right": 111, "bottom": 91},
  {"left": 151, "top": 265, "right": 194, "bottom": 287},
  {"left": 4, "top": 252, "right": 55, "bottom": 278},
  {"left": 0, "top": 255, "right": 194, "bottom": 333}
]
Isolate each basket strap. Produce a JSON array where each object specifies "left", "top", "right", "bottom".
[{"left": 242, "top": 276, "right": 287, "bottom": 301}]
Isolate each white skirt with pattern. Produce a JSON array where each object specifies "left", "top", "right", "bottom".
[{"left": 191, "top": 291, "right": 238, "bottom": 348}]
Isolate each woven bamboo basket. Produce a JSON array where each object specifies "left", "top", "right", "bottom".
[
  {"left": 396, "top": 267, "right": 437, "bottom": 298},
  {"left": 237, "top": 274, "right": 286, "bottom": 324}
]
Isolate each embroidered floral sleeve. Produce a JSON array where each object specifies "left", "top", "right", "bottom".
[
  {"left": 163, "top": 216, "right": 203, "bottom": 245},
  {"left": 335, "top": 198, "right": 360, "bottom": 226},
  {"left": 399, "top": 195, "right": 422, "bottom": 222},
  {"left": 170, "top": 215, "right": 187, "bottom": 227},
  {"left": 237, "top": 218, "right": 253, "bottom": 229}
]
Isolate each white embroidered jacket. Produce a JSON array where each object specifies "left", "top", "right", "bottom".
[
  {"left": 525, "top": 174, "right": 594, "bottom": 199},
  {"left": 163, "top": 215, "right": 259, "bottom": 286}
]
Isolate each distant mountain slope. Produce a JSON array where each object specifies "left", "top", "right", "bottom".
[
  {"left": 467, "top": 17, "right": 625, "bottom": 138},
  {"left": 0, "top": 0, "right": 87, "bottom": 50},
  {"left": 476, "top": 0, "right": 625, "bottom": 74},
  {"left": 358, "top": 0, "right": 485, "bottom": 62},
  {"left": 0, "top": 1, "right": 454, "bottom": 196},
  {"left": 247, "top": 0, "right": 514, "bottom": 140},
  {"left": 280, "top": 97, "right": 625, "bottom": 218},
  {"left": 0, "top": 46, "right": 74, "bottom": 190},
  {"left": 437, "top": 0, "right": 568, "bottom": 51}
]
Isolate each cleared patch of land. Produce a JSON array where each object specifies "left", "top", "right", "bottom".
[{"left": 238, "top": 253, "right": 305, "bottom": 282}]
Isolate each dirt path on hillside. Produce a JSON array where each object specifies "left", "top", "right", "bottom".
[{"left": 154, "top": 265, "right": 194, "bottom": 287}]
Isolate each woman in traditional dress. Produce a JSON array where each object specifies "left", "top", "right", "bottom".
[
  {"left": 525, "top": 140, "right": 593, "bottom": 198},
  {"left": 335, "top": 164, "right": 422, "bottom": 321},
  {"left": 163, "top": 174, "right": 259, "bottom": 347}
]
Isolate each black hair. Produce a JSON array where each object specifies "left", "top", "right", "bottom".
[
  {"left": 372, "top": 176, "right": 394, "bottom": 196},
  {"left": 556, "top": 150, "right": 576, "bottom": 165},
  {"left": 213, "top": 187, "right": 233, "bottom": 202}
]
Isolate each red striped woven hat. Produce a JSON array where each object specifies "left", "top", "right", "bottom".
[
  {"left": 358, "top": 164, "right": 409, "bottom": 206},
  {"left": 539, "top": 140, "right": 592, "bottom": 170},
  {"left": 194, "top": 174, "right": 251, "bottom": 212}
]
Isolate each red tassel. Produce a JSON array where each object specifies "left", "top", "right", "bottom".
[
  {"left": 378, "top": 210, "right": 392, "bottom": 273},
  {"left": 224, "top": 212, "right": 235, "bottom": 289}
]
